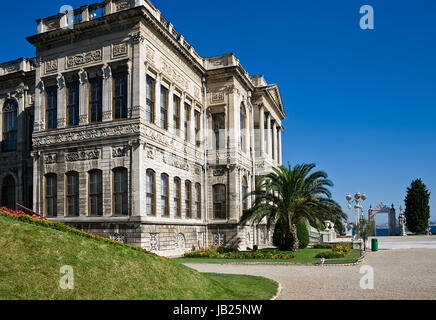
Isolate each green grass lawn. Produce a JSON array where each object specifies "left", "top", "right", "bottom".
[
  {"left": 0, "top": 215, "right": 277, "bottom": 300},
  {"left": 176, "top": 248, "right": 362, "bottom": 265}
]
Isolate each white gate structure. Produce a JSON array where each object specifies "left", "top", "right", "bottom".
[{"left": 368, "top": 203, "right": 397, "bottom": 236}]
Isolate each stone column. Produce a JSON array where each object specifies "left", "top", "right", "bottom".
[
  {"left": 278, "top": 126, "right": 283, "bottom": 165},
  {"left": 126, "top": 60, "right": 133, "bottom": 118},
  {"left": 180, "top": 93, "right": 185, "bottom": 139},
  {"left": 168, "top": 83, "right": 175, "bottom": 134},
  {"left": 35, "top": 80, "right": 46, "bottom": 132},
  {"left": 154, "top": 73, "right": 161, "bottom": 127},
  {"left": 259, "top": 104, "right": 265, "bottom": 157},
  {"left": 266, "top": 113, "right": 271, "bottom": 158},
  {"left": 78, "top": 69, "right": 89, "bottom": 125},
  {"left": 189, "top": 104, "right": 195, "bottom": 144},
  {"left": 272, "top": 121, "right": 277, "bottom": 162},
  {"left": 102, "top": 64, "right": 112, "bottom": 122}
]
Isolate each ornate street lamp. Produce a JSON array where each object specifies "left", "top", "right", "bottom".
[{"left": 346, "top": 192, "right": 367, "bottom": 240}]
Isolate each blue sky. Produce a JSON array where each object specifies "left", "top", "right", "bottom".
[{"left": 1, "top": 0, "right": 435, "bottom": 223}]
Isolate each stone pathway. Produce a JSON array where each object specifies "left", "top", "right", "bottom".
[{"left": 185, "top": 239, "right": 436, "bottom": 300}]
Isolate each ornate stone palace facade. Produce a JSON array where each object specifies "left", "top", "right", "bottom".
[{"left": 0, "top": 0, "right": 285, "bottom": 255}]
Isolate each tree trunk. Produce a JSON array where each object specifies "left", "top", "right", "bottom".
[{"left": 291, "top": 223, "right": 299, "bottom": 252}]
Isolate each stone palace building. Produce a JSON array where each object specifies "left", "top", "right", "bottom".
[{"left": 0, "top": 0, "right": 285, "bottom": 255}]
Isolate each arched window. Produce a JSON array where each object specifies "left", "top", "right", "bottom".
[
  {"left": 2, "top": 99, "right": 18, "bottom": 152},
  {"left": 1, "top": 175, "right": 16, "bottom": 210},
  {"left": 240, "top": 104, "right": 246, "bottom": 152},
  {"left": 45, "top": 174, "right": 57, "bottom": 217},
  {"left": 242, "top": 177, "right": 248, "bottom": 211},
  {"left": 185, "top": 180, "right": 192, "bottom": 218},
  {"left": 213, "top": 184, "right": 226, "bottom": 220},
  {"left": 89, "top": 170, "right": 103, "bottom": 216},
  {"left": 113, "top": 168, "right": 128, "bottom": 216},
  {"left": 195, "top": 183, "right": 201, "bottom": 219},
  {"left": 161, "top": 173, "right": 169, "bottom": 216},
  {"left": 146, "top": 169, "right": 155, "bottom": 215},
  {"left": 174, "top": 177, "right": 181, "bottom": 218},
  {"left": 66, "top": 172, "right": 79, "bottom": 217}
]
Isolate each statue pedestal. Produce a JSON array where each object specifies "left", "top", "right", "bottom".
[{"left": 320, "top": 230, "right": 336, "bottom": 243}]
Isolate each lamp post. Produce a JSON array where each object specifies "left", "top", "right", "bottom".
[{"left": 346, "top": 192, "right": 367, "bottom": 241}]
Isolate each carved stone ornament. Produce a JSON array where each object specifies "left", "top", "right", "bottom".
[
  {"left": 131, "top": 32, "right": 145, "bottom": 44},
  {"left": 65, "top": 150, "right": 100, "bottom": 162},
  {"left": 112, "top": 43, "right": 128, "bottom": 59},
  {"left": 33, "top": 124, "right": 140, "bottom": 147},
  {"left": 112, "top": 146, "right": 128, "bottom": 158},
  {"left": 45, "top": 59, "right": 58, "bottom": 74},
  {"left": 161, "top": 58, "right": 189, "bottom": 90},
  {"left": 114, "top": 0, "right": 131, "bottom": 12},
  {"left": 66, "top": 49, "right": 102, "bottom": 69},
  {"left": 211, "top": 91, "right": 225, "bottom": 104},
  {"left": 44, "top": 153, "right": 57, "bottom": 164}
]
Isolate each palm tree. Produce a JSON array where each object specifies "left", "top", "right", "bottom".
[{"left": 240, "top": 163, "right": 343, "bottom": 252}]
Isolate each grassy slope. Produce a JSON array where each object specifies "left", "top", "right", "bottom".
[
  {"left": 0, "top": 215, "right": 277, "bottom": 300},
  {"left": 176, "top": 249, "right": 362, "bottom": 265}
]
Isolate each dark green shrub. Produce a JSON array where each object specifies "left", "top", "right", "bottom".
[{"left": 297, "top": 221, "right": 310, "bottom": 249}]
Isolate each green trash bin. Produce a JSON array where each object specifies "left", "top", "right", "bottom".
[{"left": 371, "top": 238, "right": 379, "bottom": 251}]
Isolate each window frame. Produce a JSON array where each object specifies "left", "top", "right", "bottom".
[
  {"left": 160, "top": 173, "right": 169, "bottom": 217},
  {"left": 213, "top": 184, "right": 227, "bottom": 220},
  {"left": 146, "top": 169, "right": 156, "bottom": 216},
  {"left": 88, "top": 169, "right": 103, "bottom": 216},
  {"left": 173, "top": 94, "right": 181, "bottom": 132},
  {"left": 146, "top": 75, "right": 155, "bottom": 123},
  {"left": 160, "top": 85, "right": 168, "bottom": 130},
  {"left": 113, "top": 167, "right": 128, "bottom": 216},
  {"left": 174, "top": 177, "right": 181, "bottom": 218},
  {"left": 66, "top": 81, "right": 80, "bottom": 127},
  {"left": 241, "top": 177, "right": 248, "bottom": 211},
  {"left": 45, "top": 174, "right": 57, "bottom": 217},
  {"left": 89, "top": 76, "right": 103, "bottom": 123},
  {"left": 195, "top": 183, "right": 201, "bottom": 219},
  {"left": 65, "top": 172, "right": 80, "bottom": 217},
  {"left": 113, "top": 72, "right": 128, "bottom": 120},
  {"left": 46, "top": 86, "right": 58, "bottom": 130},
  {"left": 185, "top": 180, "right": 192, "bottom": 219},
  {"left": 2, "top": 99, "right": 18, "bottom": 152}
]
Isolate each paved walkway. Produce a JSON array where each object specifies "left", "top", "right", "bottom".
[{"left": 185, "top": 238, "right": 436, "bottom": 300}]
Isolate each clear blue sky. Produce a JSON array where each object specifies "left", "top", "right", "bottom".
[{"left": 1, "top": 0, "right": 435, "bottom": 223}]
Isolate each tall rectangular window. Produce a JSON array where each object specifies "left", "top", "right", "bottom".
[
  {"left": 66, "top": 172, "right": 79, "bottom": 217},
  {"left": 146, "top": 76, "right": 154, "bottom": 123},
  {"left": 195, "top": 110, "right": 201, "bottom": 147},
  {"left": 240, "top": 109, "right": 245, "bottom": 152},
  {"left": 173, "top": 95, "right": 181, "bottom": 132},
  {"left": 161, "top": 174, "right": 169, "bottom": 216},
  {"left": 174, "top": 178, "right": 181, "bottom": 218},
  {"left": 45, "top": 174, "right": 57, "bottom": 217},
  {"left": 89, "top": 77, "right": 103, "bottom": 123},
  {"left": 89, "top": 170, "right": 103, "bottom": 216},
  {"left": 195, "top": 183, "right": 201, "bottom": 219},
  {"left": 2, "top": 100, "right": 18, "bottom": 152},
  {"left": 113, "top": 73, "right": 128, "bottom": 119},
  {"left": 212, "top": 113, "right": 225, "bottom": 150},
  {"left": 66, "top": 82, "right": 79, "bottom": 127},
  {"left": 146, "top": 170, "right": 155, "bottom": 215},
  {"left": 113, "top": 168, "right": 128, "bottom": 216},
  {"left": 213, "top": 184, "right": 226, "bottom": 220},
  {"left": 271, "top": 125, "right": 275, "bottom": 160},
  {"left": 184, "top": 104, "right": 191, "bottom": 141},
  {"left": 160, "top": 86, "right": 168, "bottom": 129},
  {"left": 185, "top": 181, "right": 192, "bottom": 218},
  {"left": 46, "top": 86, "right": 57, "bottom": 129}
]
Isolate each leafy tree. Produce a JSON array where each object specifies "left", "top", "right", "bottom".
[
  {"left": 404, "top": 179, "right": 431, "bottom": 234},
  {"left": 240, "top": 163, "right": 343, "bottom": 252},
  {"left": 358, "top": 217, "right": 375, "bottom": 251},
  {"left": 272, "top": 220, "right": 310, "bottom": 250}
]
